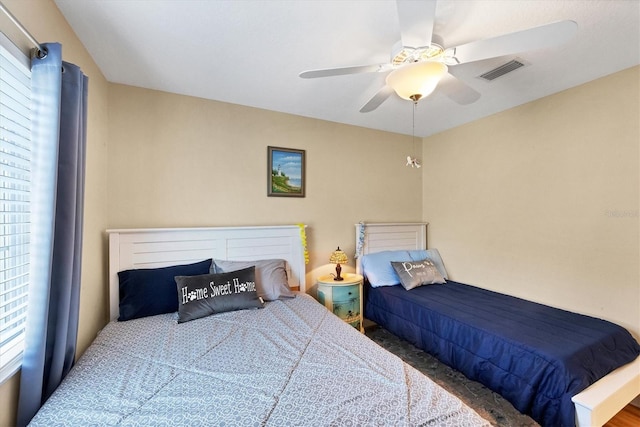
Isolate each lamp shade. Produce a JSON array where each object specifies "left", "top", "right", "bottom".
[
  {"left": 386, "top": 61, "right": 448, "bottom": 101},
  {"left": 329, "top": 247, "right": 348, "bottom": 265},
  {"left": 329, "top": 246, "right": 348, "bottom": 281}
]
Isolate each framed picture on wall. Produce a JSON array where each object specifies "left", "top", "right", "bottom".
[{"left": 268, "top": 146, "right": 305, "bottom": 197}]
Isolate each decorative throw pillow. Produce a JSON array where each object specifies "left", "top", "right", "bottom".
[
  {"left": 408, "top": 249, "right": 449, "bottom": 279},
  {"left": 175, "top": 266, "right": 265, "bottom": 323},
  {"left": 360, "top": 250, "right": 413, "bottom": 287},
  {"left": 391, "top": 259, "right": 446, "bottom": 290},
  {"left": 212, "top": 259, "right": 295, "bottom": 301},
  {"left": 118, "top": 259, "right": 212, "bottom": 321}
]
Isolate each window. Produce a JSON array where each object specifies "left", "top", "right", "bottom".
[{"left": 0, "top": 32, "right": 32, "bottom": 384}]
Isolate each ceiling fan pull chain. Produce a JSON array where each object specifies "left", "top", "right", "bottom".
[{"left": 407, "top": 100, "right": 421, "bottom": 169}]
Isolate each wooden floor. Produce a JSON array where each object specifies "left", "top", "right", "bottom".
[{"left": 604, "top": 404, "right": 640, "bottom": 427}]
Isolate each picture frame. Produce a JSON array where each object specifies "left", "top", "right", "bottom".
[{"left": 268, "top": 146, "right": 306, "bottom": 197}]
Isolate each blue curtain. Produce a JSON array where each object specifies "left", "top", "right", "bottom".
[{"left": 17, "top": 43, "right": 88, "bottom": 427}]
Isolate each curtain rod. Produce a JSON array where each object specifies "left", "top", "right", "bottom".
[{"left": 0, "top": 1, "right": 46, "bottom": 58}]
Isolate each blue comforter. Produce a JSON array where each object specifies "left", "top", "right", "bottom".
[{"left": 364, "top": 281, "right": 640, "bottom": 427}]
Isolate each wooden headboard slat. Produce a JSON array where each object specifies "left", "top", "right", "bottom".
[
  {"left": 107, "top": 225, "right": 306, "bottom": 320},
  {"left": 355, "top": 222, "right": 428, "bottom": 274}
]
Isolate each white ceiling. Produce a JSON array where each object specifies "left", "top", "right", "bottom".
[{"left": 54, "top": 0, "right": 639, "bottom": 137}]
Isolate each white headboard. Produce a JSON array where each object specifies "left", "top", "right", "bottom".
[
  {"left": 355, "top": 222, "right": 427, "bottom": 274},
  {"left": 107, "top": 225, "right": 307, "bottom": 320}
]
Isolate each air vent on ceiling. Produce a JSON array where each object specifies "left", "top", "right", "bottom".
[{"left": 478, "top": 59, "right": 526, "bottom": 81}]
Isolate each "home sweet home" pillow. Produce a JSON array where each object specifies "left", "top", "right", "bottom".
[{"left": 175, "top": 266, "right": 264, "bottom": 323}]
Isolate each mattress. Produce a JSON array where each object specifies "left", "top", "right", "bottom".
[
  {"left": 30, "top": 293, "right": 490, "bottom": 426},
  {"left": 364, "top": 281, "right": 640, "bottom": 427}
]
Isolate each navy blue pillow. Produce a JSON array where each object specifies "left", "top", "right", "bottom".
[{"left": 118, "top": 259, "right": 212, "bottom": 321}]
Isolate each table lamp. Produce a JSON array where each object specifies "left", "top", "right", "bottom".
[{"left": 329, "top": 246, "right": 348, "bottom": 281}]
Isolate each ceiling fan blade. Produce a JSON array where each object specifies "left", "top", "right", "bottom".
[
  {"left": 438, "top": 74, "right": 480, "bottom": 105},
  {"left": 299, "top": 63, "right": 390, "bottom": 79},
  {"left": 360, "top": 85, "right": 395, "bottom": 113},
  {"left": 396, "top": 0, "right": 437, "bottom": 48},
  {"left": 445, "top": 20, "right": 578, "bottom": 65}
]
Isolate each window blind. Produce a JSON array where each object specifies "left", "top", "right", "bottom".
[{"left": 0, "top": 33, "right": 31, "bottom": 383}]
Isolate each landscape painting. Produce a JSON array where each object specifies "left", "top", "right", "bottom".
[{"left": 268, "top": 146, "right": 305, "bottom": 197}]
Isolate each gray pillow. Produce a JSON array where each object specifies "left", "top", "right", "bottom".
[
  {"left": 175, "top": 266, "right": 264, "bottom": 323},
  {"left": 212, "top": 259, "right": 295, "bottom": 301},
  {"left": 391, "top": 259, "right": 446, "bottom": 290}
]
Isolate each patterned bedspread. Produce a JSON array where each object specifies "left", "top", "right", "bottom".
[{"left": 30, "top": 293, "right": 489, "bottom": 426}]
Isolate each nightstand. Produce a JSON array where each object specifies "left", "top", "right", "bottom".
[{"left": 316, "top": 273, "right": 364, "bottom": 332}]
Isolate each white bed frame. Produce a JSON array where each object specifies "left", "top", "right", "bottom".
[
  {"left": 107, "top": 225, "right": 307, "bottom": 321},
  {"left": 355, "top": 222, "right": 640, "bottom": 427}
]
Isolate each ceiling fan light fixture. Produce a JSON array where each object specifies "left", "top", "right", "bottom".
[
  {"left": 386, "top": 61, "right": 448, "bottom": 101},
  {"left": 391, "top": 43, "right": 445, "bottom": 66}
]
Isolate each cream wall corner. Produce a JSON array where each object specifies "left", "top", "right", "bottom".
[{"left": 422, "top": 66, "right": 640, "bottom": 338}]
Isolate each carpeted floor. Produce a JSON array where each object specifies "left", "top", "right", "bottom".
[{"left": 365, "top": 325, "right": 539, "bottom": 427}]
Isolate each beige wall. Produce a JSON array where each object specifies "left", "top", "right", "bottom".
[
  {"left": 107, "top": 84, "right": 422, "bottom": 288},
  {"left": 0, "top": 1, "right": 110, "bottom": 425},
  {"left": 422, "top": 66, "right": 639, "bottom": 338},
  {"left": 1, "top": 1, "right": 637, "bottom": 425}
]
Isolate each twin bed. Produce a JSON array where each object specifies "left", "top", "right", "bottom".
[
  {"left": 28, "top": 224, "right": 639, "bottom": 426},
  {"left": 356, "top": 222, "right": 640, "bottom": 427}
]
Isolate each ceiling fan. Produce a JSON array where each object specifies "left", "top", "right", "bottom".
[{"left": 299, "top": 0, "right": 577, "bottom": 112}]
